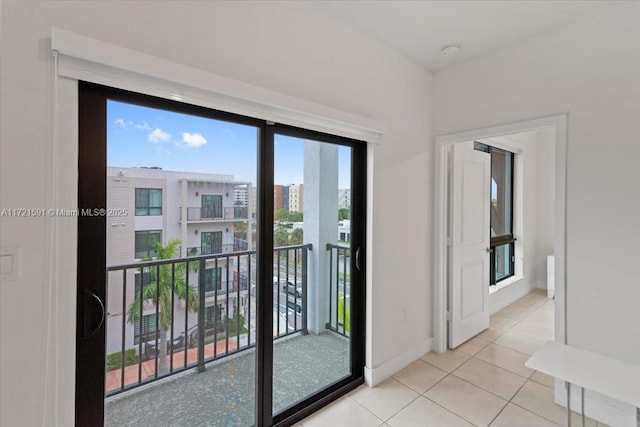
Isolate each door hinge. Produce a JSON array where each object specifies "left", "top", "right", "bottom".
[{"left": 446, "top": 311, "right": 452, "bottom": 321}]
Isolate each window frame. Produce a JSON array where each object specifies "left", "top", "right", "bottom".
[
  {"left": 134, "top": 230, "right": 162, "bottom": 259},
  {"left": 133, "top": 313, "right": 157, "bottom": 344},
  {"left": 201, "top": 230, "right": 223, "bottom": 255},
  {"left": 135, "top": 188, "right": 162, "bottom": 216},
  {"left": 201, "top": 194, "right": 223, "bottom": 219},
  {"left": 204, "top": 267, "right": 222, "bottom": 293},
  {"left": 489, "top": 148, "right": 516, "bottom": 285}
]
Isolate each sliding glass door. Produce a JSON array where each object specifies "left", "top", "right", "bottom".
[
  {"left": 270, "top": 128, "right": 365, "bottom": 421},
  {"left": 76, "top": 82, "right": 366, "bottom": 426}
]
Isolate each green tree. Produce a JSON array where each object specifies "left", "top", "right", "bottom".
[
  {"left": 275, "top": 208, "right": 289, "bottom": 221},
  {"left": 287, "top": 211, "right": 303, "bottom": 222},
  {"left": 274, "top": 224, "right": 290, "bottom": 247},
  {"left": 127, "top": 239, "right": 198, "bottom": 374},
  {"left": 234, "top": 221, "right": 248, "bottom": 241},
  {"left": 290, "top": 228, "right": 303, "bottom": 245},
  {"left": 338, "top": 208, "right": 350, "bottom": 221}
]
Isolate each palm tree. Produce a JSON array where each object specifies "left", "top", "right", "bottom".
[{"left": 127, "top": 238, "right": 198, "bottom": 374}]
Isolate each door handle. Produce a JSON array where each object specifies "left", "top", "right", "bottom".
[
  {"left": 486, "top": 247, "right": 493, "bottom": 253},
  {"left": 83, "top": 289, "right": 105, "bottom": 339},
  {"left": 355, "top": 247, "right": 362, "bottom": 272}
]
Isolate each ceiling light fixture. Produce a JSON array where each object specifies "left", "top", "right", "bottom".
[{"left": 442, "top": 45, "right": 461, "bottom": 56}]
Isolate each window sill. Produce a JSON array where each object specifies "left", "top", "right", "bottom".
[{"left": 489, "top": 275, "right": 523, "bottom": 294}]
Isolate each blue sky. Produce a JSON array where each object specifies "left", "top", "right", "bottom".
[{"left": 107, "top": 100, "right": 351, "bottom": 188}]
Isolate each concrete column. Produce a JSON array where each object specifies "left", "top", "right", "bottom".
[
  {"left": 180, "top": 179, "right": 188, "bottom": 257},
  {"left": 304, "top": 140, "right": 338, "bottom": 334}
]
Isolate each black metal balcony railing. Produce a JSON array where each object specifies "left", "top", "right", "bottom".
[
  {"left": 180, "top": 206, "right": 248, "bottom": 221},
  {"left": 326, "top": 244, "right": 351, "bottom": 337},
  {"left": 105, "top": 244, "right": 310, "bottom": 396}
]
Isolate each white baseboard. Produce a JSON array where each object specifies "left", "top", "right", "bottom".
[
  {"left": 554, "top": 380, "right": 637, "bottom": 427},
  {"left": 365, "top": 337, "right": 434, "bottom": 387}
]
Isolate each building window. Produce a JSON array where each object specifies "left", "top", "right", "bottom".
[
  {"left": 204, "top": 305, "right": 222, "bottom": 331},
  {"left": 134, "top": 270, "right": 156, "bottom": 294},
  {"left": 135, "top": 230, "right": 162, "bottom": 258},
  {"left": 133, "top": 313, "right": 157, "bottom": 344},
  {"left": 204, "top": 267, "right": 222, "bottom": 293},
  {"left": 201, "top": 231, "right": 222, "bottom": 255},
  {"left": 201, "top": 195, "right": 222, "bottom": 219},
  {"left": 490, "top": 148, "right": 515, "bottom": 285},
  {"left": 135, "top": 188, "right": 162, "bottom": 216}
]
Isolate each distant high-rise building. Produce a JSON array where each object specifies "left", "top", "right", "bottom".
[
  {"left": 274, "top": 185, "right": 284, "bottom": 212},
  {"left": 283, "top": 186, "right": 290, "bottom": 212},
  {"left": 288, "top": 184, "right": 304, "bottom": 212},
  {"left": 338, "top": 189, "right": 351, "bottom": 209},
  {"left": 233, "top": 186, "right": 249, "bottom": 206}
]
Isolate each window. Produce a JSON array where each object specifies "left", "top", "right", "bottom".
[
  {"left": 135, "top": 230, "right": 162, "bottom": 258},
  {"left": 134, "top": 270, "right": 156, "bottom": 294},
  {"left": 201, "top": 195, "right": 222, "bottom": 219},
  {"left": 204, "top": 305, "right": 222, "bottom": 330},
  {"left": 201, "top": 231, "right": 222, "bottom": 255},
  {"left": 135, "top": 188, "right": 162, "bottom": 216},
  {"left": 489, "top": 148, "right": 515, "bottom": 285},
  {"left": 204, "top": 267, "right": 222, "bottom": 293},
  {"left": 133, "top": 313, "right": 157, "bottom": 344}
]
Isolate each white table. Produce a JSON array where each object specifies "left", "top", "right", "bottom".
[{"left": 526, "top": 341, "right": 640, "bottom": 426}]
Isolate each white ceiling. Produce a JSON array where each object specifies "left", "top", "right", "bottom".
[{"left": 313, "top": 1, "right": 621, "bottom": 71}]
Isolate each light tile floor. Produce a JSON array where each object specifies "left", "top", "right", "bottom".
[{"left": 300, "top": 290, "right": 609, "bottom": 427}]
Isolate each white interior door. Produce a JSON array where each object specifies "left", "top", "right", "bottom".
[{"left": 449, "top": 142, "right": 491, "bottom": 349}]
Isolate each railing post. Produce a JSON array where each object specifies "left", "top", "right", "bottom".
[
  {"left": 301, "top": 245, "right": 309, "bottom": 334},
  {"left": 197, "top": 258, "right": 206, "bottom": 373}
]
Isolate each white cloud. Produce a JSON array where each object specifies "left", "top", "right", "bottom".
[
  {"left": 181, "top": 132, "right": 207, "bottom": 148},
  {"left": 148, "top": 128, "right": 171, "bottom": 143},
  {"left": 136, "top": 122, "right": 151, "bottom": 130},
  {"left": 115, "top": 119, "right": 132, "bottom": 128}
]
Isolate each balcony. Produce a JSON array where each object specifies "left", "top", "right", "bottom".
[
  {"left": 180, "top": 206, "right": 249, "bottom": 222},
  {"left": 185, "top": 238, "right": 249, "bottom": 257},
  {"left": 104, "top": 244, "right": 350, "bottom": 425}
]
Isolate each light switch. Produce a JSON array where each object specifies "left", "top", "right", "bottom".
[{"left": 0, "top": 247, "right": 21, "bottom": 282}]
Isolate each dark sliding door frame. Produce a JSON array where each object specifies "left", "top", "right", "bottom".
[{"left": 76, "top": 82, "right": 366, "bottom": 427}]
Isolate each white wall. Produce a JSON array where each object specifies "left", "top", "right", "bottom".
[
  {"left": 534, "top": 129, "right": 556, "bottom": 288},
  {"left": 0, "top": 1, "right": 434, "bottom": 425},
  {"left": 435, "top": 2, "right": 640, "bottom": 368}
]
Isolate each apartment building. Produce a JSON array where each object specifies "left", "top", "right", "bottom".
[
  {"left": 288, "top": 184, "right": 303, "bottom": 212},
  {"left": 105, "top": 167, "right": 252, "bottom": 355}
]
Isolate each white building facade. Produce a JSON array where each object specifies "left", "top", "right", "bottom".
[{"left": 105, "top": 167, "right": 253, "bottom": 355}]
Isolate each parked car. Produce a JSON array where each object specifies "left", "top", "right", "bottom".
[{"left": 283, "top": 280, "right": 303, "bottom": 298}]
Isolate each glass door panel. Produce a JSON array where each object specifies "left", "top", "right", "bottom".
[
  {"left": 104, "top": 99, "right": 258, "bottom": 426},
  {"left": 271, "top": 133, "right": 353, "bottom": 414}
]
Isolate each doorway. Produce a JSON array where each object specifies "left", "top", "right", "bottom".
[
  {"left": 433, "top": 116, "right": 567, "bottom": 353},
  {"left": 76, "top": 82, "right": 366, "bottom": 426}
]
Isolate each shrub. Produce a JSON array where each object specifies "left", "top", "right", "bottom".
[
  {"left": 337, "top": 295, "right": 351, "bottom": 332},
  {"left": 106, "top": 348, "right": 138, "bottom": 371}
]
